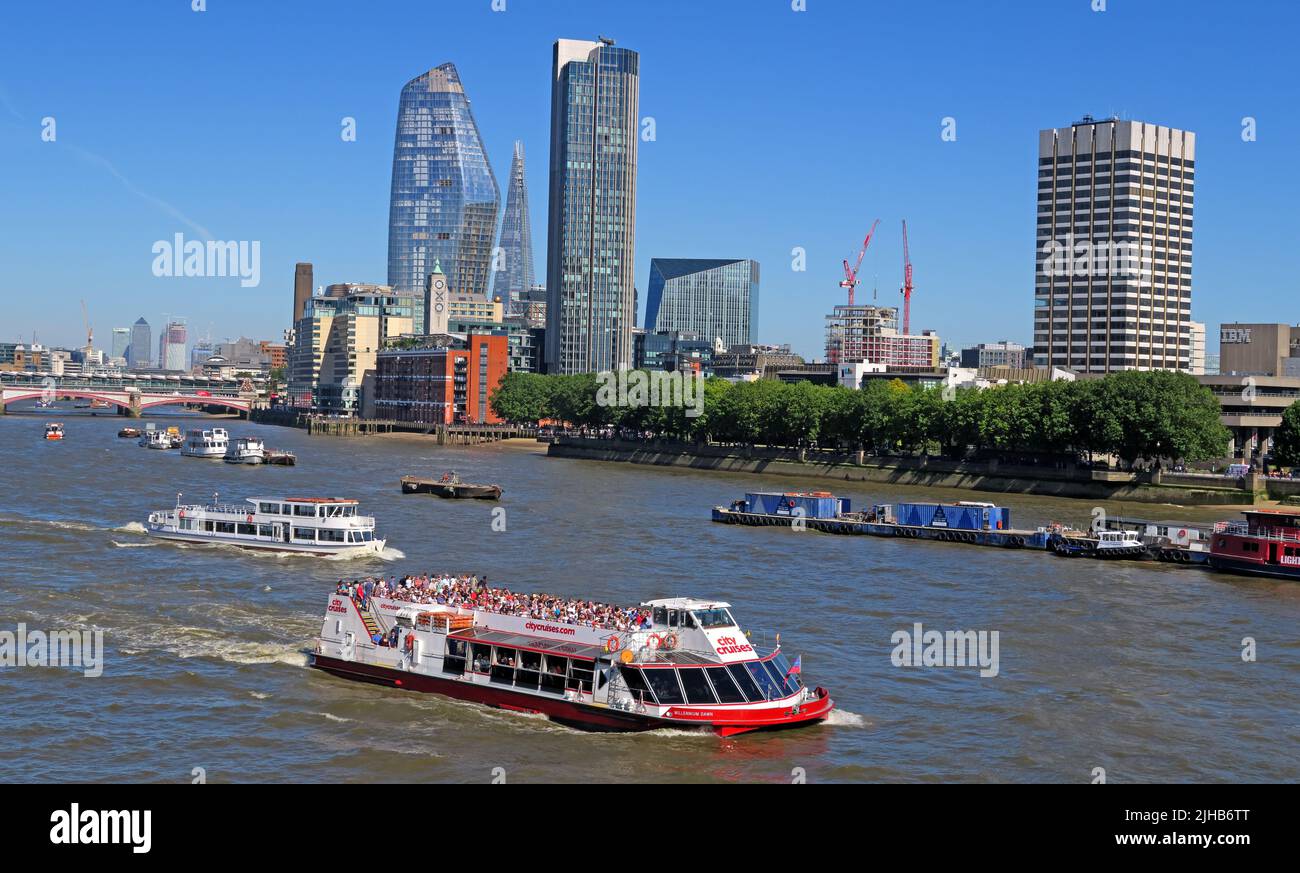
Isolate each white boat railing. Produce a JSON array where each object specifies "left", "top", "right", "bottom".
[{"left": 1213, "top": 521, "right": 1300, "bottom": 543}]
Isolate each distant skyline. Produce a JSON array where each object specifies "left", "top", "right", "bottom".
[{"left": 1, "top": 0, "right": 1297, "bottom": 360}]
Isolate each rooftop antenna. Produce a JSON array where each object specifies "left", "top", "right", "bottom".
[{"left": 598, "top": 34, "right": 616, "bottom": 45}]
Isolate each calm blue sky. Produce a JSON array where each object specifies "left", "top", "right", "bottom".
[{"left": 0, "top": 0, "right": 1296, "bottom": 359}]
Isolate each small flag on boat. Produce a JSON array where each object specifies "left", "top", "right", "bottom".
[
  {"left": 775, "top": 633, "right": 781, "bottom": 652},
  {"left": 786, "top": 655, "right": 801, "bottom": 677}
]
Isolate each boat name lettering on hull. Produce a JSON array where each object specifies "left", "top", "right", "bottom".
[
  {"left": 525, "top": 621, "right": 576, "bottom": 637},
  {"left": 714, "top": 635, "right": 753, "bottom": 655}
]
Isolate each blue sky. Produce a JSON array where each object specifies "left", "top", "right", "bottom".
[{"left": 0, "top": 0, "right": 1296, "bottom": 359}]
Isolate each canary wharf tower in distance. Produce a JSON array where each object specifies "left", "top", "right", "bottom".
[
  {"left": 388, "top": 63, "right": 500, "bottom": 334},
  {"left": 545, "top": 38, "right": 640, "bottom": 374}
]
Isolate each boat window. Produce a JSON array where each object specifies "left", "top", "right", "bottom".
[
  {"left": 762, "top": 657, "right": 796, "bottom": 696},
  {"left": 677, "top": 667, "right": 717, "bottom": 705},
  {"left": 568, "top": 659, "right": 594, "bottom": 694},
  {"left": 642, "top": 668, "right": 685, "bottom": 705},
  {"left": 490, "top": 647, "right": 517, "bottom": 684},
  {"left": 515, "top": 650, "right": 541, "bottom": 690},
  {"left": 541, "top": 656, "right": 567, "bottom": 694},
  {"left": 704, "top": 666, "right": 747, "bottom": 703},
  {"left": 293, "top": 504, "right": 318, "bottom": 517},
  {"left": 204, "top": 521, "right": 215, "bottom": 533},
  {"left": 770, "top": 653, "right": 801, "bottom": 691},
  {"left": 682, "top": 611, "right": 697, "bottom": 629},
  {"left": 216, "top": 522, "right": 236, "bottom": 535},
  {"left": 667, "top": 609, "right": 679, "bottom": 627},
  {"left": 469, "top": 643, "right": 491, "bottom": 673},
  {"left": 652, "top": 606, "right": 668, "bottom": 626},
  {"left": 726, "top": 663, "right": 766, "bottom": 702},
  {"left": 745, "top": 661, "right": 784, "bottom": 701},
  {"left": 443, "top": 639, "right": 466, "bottom": 675},
  {"left": 617, "top": 665, "right": 653, "bottom": 703},
  {"left": 258, "top": 525, "right": 275, "bottom": 537},
  {"left": 293, "top": 527, "right": 316, "bottom": 541},
  {"left": 693, "top": 608, "right": 734, "bottom": 629},
  {"left": 237, "top": 523, "right": 256, "bottom": 536},
  {"left": 259, "top": 503, "right": 279, "bottom": 514},
  {"left": 343, "top": 506, "right": 356, "bottom": 517},
  {"left": 281, "top": 504, "right": 292, "bottom": 515},
  {"left": 318, "top": 529, "right": 346, "bottom": 543}
]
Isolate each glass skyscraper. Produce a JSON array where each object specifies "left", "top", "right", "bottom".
[
  {"left": 545, "top": 38, "right": 640, "bottom": 374},
  {"left": 128, "top": 317, "right": 152, "bottom": 369},
  {"left": 492, "top": 140, "right": 536, "bottom": 308},
  {"left": 388, "top": 62, "right": 499, "bottom": 334},
  {"left": 644, "top": 258, "right": 759, "bottom": 349}
]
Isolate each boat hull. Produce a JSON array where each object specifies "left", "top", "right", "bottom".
[
  {"left": 1207, "top": 555, "right": 1300, "bottom": 581},
  {"left": 145, "top": 527, "right": 385, "bottom": 556},
  {"left": 310, "top": 653, "right": 834, "bottom": 735},
  {"left": 712, "top": 507, "right": 1049, "bottom": 549}
]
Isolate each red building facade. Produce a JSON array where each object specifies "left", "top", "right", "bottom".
[{"left": 371, "top": 333, "right": 508, "bottom": 424}]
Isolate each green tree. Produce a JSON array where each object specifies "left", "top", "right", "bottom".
[{"left": 1273, "top": 403, "right": 1300, "bottom": 467}]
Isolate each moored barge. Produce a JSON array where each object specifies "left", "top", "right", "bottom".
[
  {"left": 401, "top": 473, "right": 502, "bottom": 500},
  {"left": 712, "top": 492, "right": 1053, "bottom": 549}
]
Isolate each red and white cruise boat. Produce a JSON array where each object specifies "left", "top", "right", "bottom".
[{"left": 311, "top": 589, "right": 833, "bottom": 736}]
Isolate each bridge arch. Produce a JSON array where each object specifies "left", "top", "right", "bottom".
[{"left": 0, "top": 389, "right": 130, "bottom": 410}]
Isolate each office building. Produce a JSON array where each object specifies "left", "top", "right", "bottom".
[
  {"left": 644, "top": 258, "right": 758, "bottom": 348},
  {"left": 388, "top": 63, "right": 499, "bottom": 333},
  {"left": 960, "top": 340, "right": 1028, "bottom": 370},
  {"left": 128, "top": 317, "right": 152, "bottom": 369},
  {"left": 1033, "top": 117, "right": 1196, "bottom": 372},
  {"left": 545, "top": 38, "right": 640, "bottom": 374},
  {"left": 370, "top": 333, "right": 509, "bottom": 424}
]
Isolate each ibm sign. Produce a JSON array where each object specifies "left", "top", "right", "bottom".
[{"left": 1221, "top": 328, "right": 1253, "bottom": 345}]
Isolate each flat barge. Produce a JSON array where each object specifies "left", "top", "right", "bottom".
[
  {"left": 401, "top": 473, "right": 502, "bottom": 500},
  {"left": 712, "top": 492, "right": 1053, "bottom": 549}
]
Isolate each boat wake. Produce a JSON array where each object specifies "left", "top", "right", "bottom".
[
  {"left": 113, "top": 522, "right": 148, "bottom": 535},
  {"left": 110, "top": 541, "right": 158, "bottom": 549},
  {"left": 825, "top": 709, "right": 867, "bottom": 728}
]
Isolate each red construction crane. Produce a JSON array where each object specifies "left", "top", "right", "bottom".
[
  {"left": 900, "top": 219, "right": 914, "bottom": 335},
  {"left": 840, "top": 219, "right": 880, "bottom": 306}
]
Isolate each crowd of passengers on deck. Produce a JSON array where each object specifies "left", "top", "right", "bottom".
[{"left": 336, "top": 574, "right": 653, "bottom": 633}]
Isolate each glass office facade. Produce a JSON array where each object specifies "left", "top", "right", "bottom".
[
  {"left": 388, "top": 63, "right": 499, "bottom": 334},
  {"left": 644, "top": 258, "right": 759, "bottom": 348},
  {"left": 545, "top": 40, "right": 640, "bottom": 374}
]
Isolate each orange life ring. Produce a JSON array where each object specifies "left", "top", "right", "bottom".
[
  {"left": 178, "top": 510, "right": 185, "bottom": 519},
  {"left": 663, "top": 633, "right": 679, "bottom": 650},
  {"left": 605, "top": 636, "right": 620, "bottom": 653},
  {"left": 648, "top": 633, "right": 662, "bottom": 650},
  {"left": 1177, "top": 529, "right": 1187, "bottom": 539}
]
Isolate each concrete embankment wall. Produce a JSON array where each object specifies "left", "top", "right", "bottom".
[{"left": 546, "top": 438, "right": 1257, "bottom": 506}]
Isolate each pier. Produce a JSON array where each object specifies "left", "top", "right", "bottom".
[{"left": 249, "top": 409, "right": 535, "bottom": 443}]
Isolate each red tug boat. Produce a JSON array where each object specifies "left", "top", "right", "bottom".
[
  {"left": 311, "top": 582, "right": 833, "bottom": 736},
  {"left": 1208, "top": 509, "right": 1300, "bottom": 581}
]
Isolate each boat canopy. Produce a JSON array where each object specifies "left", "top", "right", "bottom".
[{"left": 448, "top": 627, "right": 604, "bottom": 661}]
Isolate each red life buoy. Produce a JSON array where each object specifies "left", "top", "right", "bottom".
[
  {"left": 605, "top": 635, "right": 620, "bottom": 653},
  {"left": 178, "top": 510, "right": 185, "bottom": 519},
  {"left": 648, "top": 633, "right": 662, "bottom": 650},
  {"left": 1177, "top": 529, "right": 1187, "bottom": 539},
  {"left": 247, "top": 514, "right": 254, "bottom": 523},
  {"left": 663, "top": 633, "right": 679, "bottom": 650}
]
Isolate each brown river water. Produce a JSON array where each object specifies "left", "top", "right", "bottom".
[{"left": 2, "top": 408, "right": 1297, "bottom": 782}]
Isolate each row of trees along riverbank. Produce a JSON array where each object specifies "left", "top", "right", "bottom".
[{"left": 490, "top": 369, "right": 1230, "bottom": 466}]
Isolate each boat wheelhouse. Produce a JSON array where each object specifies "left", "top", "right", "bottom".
[
  {"left": 224, "top": 437, "right": 265, "bottom": 464},
  {"left": 146, "top": 495, "right": 385, "bottom": 555},
  {"left": 1208, "top": 509, "right": 1300, "bottom": 581},
  {"left": 1050, "top": 528, "right": 1148, "bottom": 559},
  {"left": 312, "top": 590, "right": 833, "bottom": 736},
  {"left": 144, "top": 429, "right": 174, "bottom": 450},
  {"left": 181, "top": 427, "right": 229, "bottom": 458},
  {"left": 44, "top": 422, "right": 64, "bottom": 441}
]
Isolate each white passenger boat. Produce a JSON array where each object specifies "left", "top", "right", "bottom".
[
  {"left": 146, "top": 494, "right": 386, "bottom": 555},
  {"left": 181, "top": 427, "right": 229, "bottom": 458},
  {"left": 224, "top": 437, "right": 265, "bottom": 464}
]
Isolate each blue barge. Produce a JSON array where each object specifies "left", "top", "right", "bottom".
[{"left": 712, "top": 492, "right": 1053, "bottom": 550}]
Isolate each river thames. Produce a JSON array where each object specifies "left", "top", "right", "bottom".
[{"left": 2, "top": 409, "right": 1297, "bottom": 783}]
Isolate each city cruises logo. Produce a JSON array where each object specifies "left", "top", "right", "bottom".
[
  {"left": 596, "top": 369, "right": 705, "bottom": 418},
  {"left": 1039, "top": 234, "right": 1152, "bottom": 280},
  {"left": 151, "top": 232, "right": 261, "bottom": 287},
  {"left": 0, "top": 623, "right": 103, "bottom": 677},
  {"left": 890, "top": 622, "right": 1000, "bottom": 678},
  {"left": 49, "top": 804, "right": 150, "bottom": 854}
]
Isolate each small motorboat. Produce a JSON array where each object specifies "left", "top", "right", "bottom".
[
  {"left": 264, "top": 450, "right": 297, "bottom": 466},
  {"left": 224, "top": 436, "right": 266, "bottom": 465},
  {"left": 145, "top": 430, "right": 173, "bottom": 450},
  {"left": 44, "top": 422, "right": 65, "bottom": 441},
  {"left": 401, "top": 472, "right": 502, "bottom": 500},
  {"left": 118, "top": 427, "right": 142, "bottom": 439}
]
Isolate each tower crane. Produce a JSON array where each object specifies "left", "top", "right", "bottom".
[
  {"left": 900, "top": 220, "right": 915, "bottom": 335},
  {"left": 840, "top": 219, "right": 880, "bottom": 306}
]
